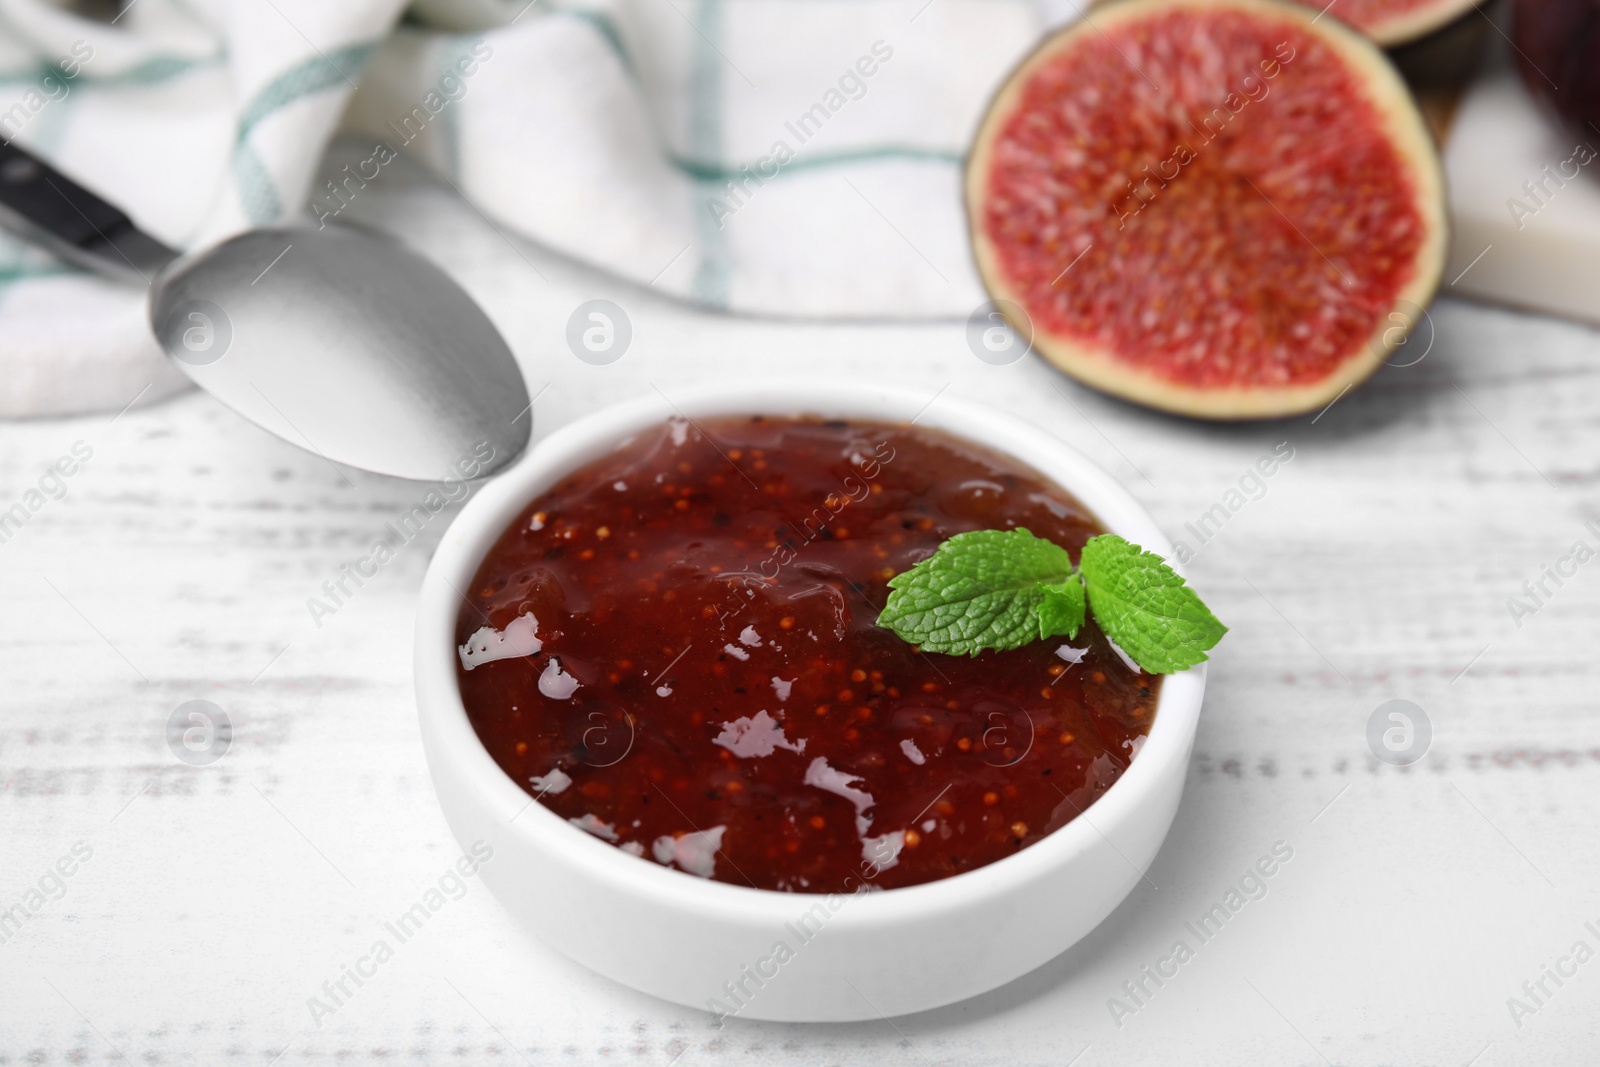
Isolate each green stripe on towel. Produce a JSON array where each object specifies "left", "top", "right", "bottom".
[
  {"left": 559, "top": 9, "right": 634, "bottom": 75},
  {"left": 671, "top": 144, "right": 962, "bottom": 182},
  {"left": 236, "top": 43, "right": 377, "bottom": 141},
  {"left": 230, "top": 42, "right": 380, "bottom": 225},
  {"left": 688, "top": 0, "right": 730, "bottom": 307}
]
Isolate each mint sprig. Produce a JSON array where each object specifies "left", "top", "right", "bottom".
[{"left": 876, "top": 529, "right": 1224, "bottom": 673}]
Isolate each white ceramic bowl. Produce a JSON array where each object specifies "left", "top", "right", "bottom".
[{"left": 414, "top": 380, "right": 1205, "bottom": 1022}]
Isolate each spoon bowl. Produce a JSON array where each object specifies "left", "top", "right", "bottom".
[
  {"left": 0, "top": 142, "right": 531, "bottom": 480},
  {"left": 151, "top": 225, "right": 530, "bottom": 481}
]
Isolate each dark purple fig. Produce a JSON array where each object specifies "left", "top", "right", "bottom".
[{"left": 1514, "top": 0, "right": 1600, "bottom": 141}]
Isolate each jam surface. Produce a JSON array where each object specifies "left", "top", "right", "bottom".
[{"left": 456, "top": 416, "right": 1158, "bottom": 893}]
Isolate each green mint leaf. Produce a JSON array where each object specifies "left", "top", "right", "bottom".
[
  {"left": 876, "top": 528, "right": 1225, "bottom": 672},
  {"left": 1078, "top": 534, "right": 1226, "bottom": 673},
  {"left": 876, "top": 528, "right": 1074, "bottom": 655},
  {"left": 1037, "top": 577, "right": 1085, "bottom": 640}
]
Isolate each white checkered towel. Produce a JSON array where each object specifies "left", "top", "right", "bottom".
[{"left": 0, "top": 0, "right": 1071, "bottom": 416}]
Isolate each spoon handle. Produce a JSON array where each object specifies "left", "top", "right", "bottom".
[{"left": 0, "top": 140, "right": 178, "bottom": 283}]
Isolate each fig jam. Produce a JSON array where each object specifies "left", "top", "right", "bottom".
[{"left": 455, "top": 416, "right": 1158, "bottom": 893}]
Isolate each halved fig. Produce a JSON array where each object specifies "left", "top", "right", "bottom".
[{"left": 967, "top": 0, "right": 1447, "bottom": 420}]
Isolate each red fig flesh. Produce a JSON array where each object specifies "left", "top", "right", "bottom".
[{"left": 967, "top": 0, "right": 1447, "bottom": 419}]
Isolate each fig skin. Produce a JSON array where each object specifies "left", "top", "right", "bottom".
[
  {"left": 1513, "top": 0, "right": 1600, "bottom": 141},
  {"left": 1097, "top": 0, "right": 1485, "bottom": 48},
  {"left": 1354, "top": 0, "right": 1486, "bottom": 49}
]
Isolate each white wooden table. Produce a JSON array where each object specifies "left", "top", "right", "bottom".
[{"left": 4, "top": 148, "right": 1599, "bottom": 1066}]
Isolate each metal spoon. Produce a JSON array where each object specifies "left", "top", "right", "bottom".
[{"left": 0, "top": 141, "right": 530, "bottom": 481}]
